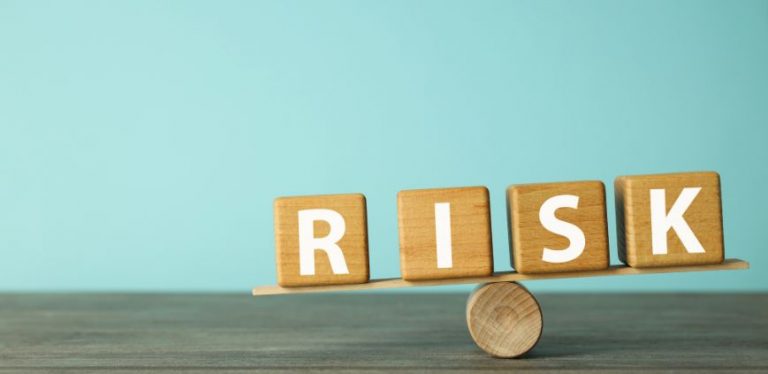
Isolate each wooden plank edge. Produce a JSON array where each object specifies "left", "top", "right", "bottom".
[{"left": 252, "top": 258, "right": 749, "bottom": 297}]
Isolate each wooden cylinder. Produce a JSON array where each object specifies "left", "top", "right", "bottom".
[{"left": 466, "top": 281, "right": 543, "bottom": 358}]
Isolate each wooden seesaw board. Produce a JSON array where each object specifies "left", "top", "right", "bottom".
[{"left": 252, "top": 258, "right": 748, "bottom": 296}]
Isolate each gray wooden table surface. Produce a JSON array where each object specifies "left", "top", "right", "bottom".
[{"left": 1, "top": 293, "right": 766, "bottom": 372}]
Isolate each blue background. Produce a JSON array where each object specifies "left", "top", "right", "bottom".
[{"left": 1, "top": 0, "right": 766, "bottom": 292}]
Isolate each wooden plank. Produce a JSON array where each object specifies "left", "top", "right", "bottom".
[{"left": 252, "top": 258, "right": 749, "bottom": 296}]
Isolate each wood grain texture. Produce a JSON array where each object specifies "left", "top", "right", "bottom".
[
  {"left": 2, "top": 293, "right": 767, "bottom": 372},
  {"left": 466, "top": 282, "right": 542, "bottom": 358},
  {"left": 253, "top": 258, "right": 748, "bottom": 296},
  {"left": 615, "top": 172, "right": 724, "bottom": 268},
  {"left": 397, "top": 186, "right": 493, "bottom": 280},
  {"left": 274, "top": 193, "right": 369, "bottom": 286},
  {"left": 507, "top": 181, "right": 609, "bottom": 274}
]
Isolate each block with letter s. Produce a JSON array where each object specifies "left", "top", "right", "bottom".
[{"left": 507, "top": 181, "right": 609, "bottom": 274}]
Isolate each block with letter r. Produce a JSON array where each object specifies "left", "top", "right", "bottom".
[{"left": 274, "top": 193, "right": 369, "bottom": 287}]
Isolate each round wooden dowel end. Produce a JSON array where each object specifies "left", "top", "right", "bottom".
[{"left": 466, "top": 281, "right": 543, "bottom": 358}]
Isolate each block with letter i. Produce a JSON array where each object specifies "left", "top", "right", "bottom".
[
  {"left": 274, "top": 193, "right": 369, "bottom": 287},
  {"left": 397, "top": 186, "right": 494, "bottom": 281},
  {"left": 507, "top": 181, "right": 609, "bottom": 274},
  {"left": 615, "top": 171, "right": 724, "bottom": 267}
]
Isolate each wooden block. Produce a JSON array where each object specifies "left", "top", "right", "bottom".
[
  {"left": 507, "top": 181, "right": 609, "bottom": 274},
  {"left": 397, "top": 186, "right": 493, "bottom": 281},
  {"left": 274, "top": 194, "right": 369, "bottom": 287},
  {"left": 615, "top": 171, "right": 724, "bottom": 268}
]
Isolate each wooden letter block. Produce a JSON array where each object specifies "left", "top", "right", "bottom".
[
  {"left": 615, "top": 171, "right": 724, "bottom": 268},
  {"left": 397, "top": 186, "right": 493, "bottom": 281},
  {"left": 507, "top": 181, "right": 609, "bottom": 274},
  {"left": 274, "top": 194, "right": 369, "bottom": 287}
]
